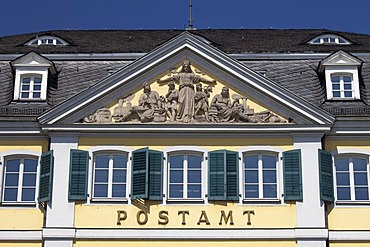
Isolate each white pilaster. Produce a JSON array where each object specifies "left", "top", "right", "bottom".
[
  {"left": 44, "top": 134, "right": 78, "bottom": 247},
  {"left": 293, "top": 134, "right": 326, "bottom": 247}
]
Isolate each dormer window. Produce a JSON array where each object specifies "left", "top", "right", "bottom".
[
  {"left": 309, "top": 34, "right": 351, "bottom": 45},
  {"left": 25, "top": 35, "right": 68, "bottom": 46},
  {"left": 10, "top": 52, "right": 56, "bottom": 101},
  {"left": 319, "top": 51, "right": 362, "bottom": 100}
]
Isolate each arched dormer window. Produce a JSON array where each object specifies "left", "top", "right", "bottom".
[
  {"left": 25, "top": 35, "right": 68, "bottom": 46},
  {"left": 308, "top": 34, "right": 351, "bottom": 45}
]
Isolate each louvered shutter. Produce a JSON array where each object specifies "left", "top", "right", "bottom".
[
  {"left": 283, "top": 149, "right": 303, "bottom": 201},
  {"left": 38, "top": 150, "right": 54, "bottom": 203},
  {"left": 319, "top": 149, "right": 334, "bottom": 202},
  {"left": 131, "top": 148, "right": 149, "bottom": 199},
  {"left": 148, "top": 150, "right": 163, "bottom": 200},
  {"left": 69, "top": 149, "right": 89, "bottom": 201},
  {"left": 226, "top": 151, "right": 239, "bottom": 201},
  {"left": 208, "top": 150, "right": 226, "bottom": 200}
]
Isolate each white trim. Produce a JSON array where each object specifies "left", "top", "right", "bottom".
[
  {"left": 42, "top": 228, "right": 76, "bottom": 239},
  {"left": 325, "top": 67, "right": 360, "bottom": 100},
  {"left": 0, "top": 230, "right": 42, "bottom": 240},
  {"left": 329, "top": 230, "right": 370, "bottom": 241},
  {"left": 13, "top": 66, "right": 49, "bottom": 101}
]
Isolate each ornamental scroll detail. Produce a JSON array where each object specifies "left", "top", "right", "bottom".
[{"left": 83, "top": 60, "right": 285, "bottom": 124}]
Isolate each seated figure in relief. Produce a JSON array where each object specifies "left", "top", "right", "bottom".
[
  {"left": 134, "top": 82, "right": 161, "bottom": 122},
  {"left": 165, "top": 81, "right": 179, "bottom": 122},
  {"left": 194, "top": 83, "right": 210, "bottom": 121}
]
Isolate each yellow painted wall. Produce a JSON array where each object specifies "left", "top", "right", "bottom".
[
  {"left": 74, "top": 240, "right": 296, "bottom": 247},
  {"left": 0, "top": 243, "right": 41, "bottom": 247},
  {"left": 79, "top": 137, "right": 293, "bottom": 151},
  {"left": 75, "top": 203, "right": 296, "bottom": 229},
  {"left": 0, "top": 209, "right": 43, "bottom": 230},
  {"left": 325, "top": 140, "right": 370, "bottom": 152},
  {"left": 0, "top": 139, "right": 48, "bottom": 153},
  {"left": 328, "top": 207, "right": 370, "bottom": 230}
]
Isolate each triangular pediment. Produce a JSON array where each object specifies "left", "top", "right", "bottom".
[
  {"left": 38, "top": 32, "right": 334, "bottom": 126},
  {"left": 10, "top": 51, "right": 56, "bottom": 73},
  {"left": 320, "top": 50, "right": 362, "bottom": 68}
]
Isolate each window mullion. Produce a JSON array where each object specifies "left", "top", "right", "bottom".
[
  {"left": 349, "top": 158, "right": 355, "bottom": 201},
  {"left": 184, "top": 155, "right": 188, "bottom": 199},
  {"left": 108, "top": 155, "right": 113, "bottom": 198},
  {"left": 18, "top": 159, "right": 24, "bottom": 202},
  {"left": 258, "top": 154, "right": 263, "bottom": 199}
]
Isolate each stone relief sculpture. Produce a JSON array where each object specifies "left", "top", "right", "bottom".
[{"left": 83, "top": 60, "right": 285, "bottom": 124}]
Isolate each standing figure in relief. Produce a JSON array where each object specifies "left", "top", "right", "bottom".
[
  {"left": 194, "top": 83, "right": 210, "bottom": 121},
  {"left": 158, "top": 60, "right": 216, "bottom": 122},
  {"left": 165, "top": 81, "right": 179, "bottom": 122},
  {"left": 134, "top": 82, "right": 160, "bottom": 122}
]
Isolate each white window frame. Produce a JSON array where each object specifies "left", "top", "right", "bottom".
[
  {"left": 13, "top": 67, "right": 49, "bottom": 101},
  {"left": 334, "top": 153, "right": 370, "bottom": 204},
  {"left": 19, "top": 74, "right": 43, "bottom": 100},
  {"left": 239, "top": 146, "right": 283, "bottom": 204},
  {"left": 26, "top": 36, "right": 68, "bottom": 46},
  {"left": 325, "top": 67, "right": 360, "bottom": 100},
  {"left": 309, "top": 34, "right": 351, "bottom": 45},
  {"left": 0, "top": 150, "right": 40, "bottom": 206},
  {"left": 163, "top": 146, "right": 208, "bottom": 204},
  {"left": 87, "top": 146, "right": 132, "bottom": 204}
]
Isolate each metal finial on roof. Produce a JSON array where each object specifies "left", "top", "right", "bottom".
[{"left": 187, "top": 0, "right": 195, "bottom": 30}]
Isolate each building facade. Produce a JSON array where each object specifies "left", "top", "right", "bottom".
[{"left": 0, "top": 29, "right": 370, "bottom": 247}]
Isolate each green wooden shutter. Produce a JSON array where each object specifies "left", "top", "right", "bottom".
[
  {"left": 319, "top": 149, "right": 334, "bottom": 202},
  {"left": 148, "top": 150, "right": 163, "bottom": 200},
  {"left": 131, "top": 148, "right": 149, "bottom": 199},
  {"left": 208, "top": 150, "right": 226, "bottom": 200},
  {"left": 38, "top": 150, "right": 54, "bottom": 203},
  {"left": 69, "top": 149, "right": 89, "bottom": 201},
  {"left": 226, "top": 151, "right": 239, "bottom": 201},
  {"left": 283, "top": 149, "right": 303, "bottom": 201}
]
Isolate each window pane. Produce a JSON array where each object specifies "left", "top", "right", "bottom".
[
  {"left": 24, "top": 159, "right": 37, "bottom": 172},
  {"left": 21, "top": 92, "right": 30, "bottom": 98},
  {"left": 94, "top": 184, "right": 108, "bottom": 197},
  {"left": 263, "top": 184, "right": 277, "bottom": 198},
  {"left": 335, "top": 158, "right": 349, "bottom": 171},
  {"left": 245, "top": 170, "right": 258, "bottom": 183},
  {"left": 331, "top": 76, "right": 340, "bottom": 83},
  {"left": 336, "top": 172, "right": 350, "bottom": 185},
  {"left": 95, "top": 155, "right": 109, "bottom": 168},
  {"left": 354, "top": 173, "right": 368, "bottom": 186},
  {"left": 169, "top": 184, "right": 183, "bottom": 198},
  {"left": 32, "top": 92, "right": 41, "bottom": 99},
  {"left": 113, "top": 155, "right": 127, "bottom": 168},
  {"left": 337, "top": 187, "right": 351, "bottom": 200},
  {"left": 188, "top": 170, "right": 201, "bottom": 183},
  {"left": 6, "top": 159, "right": 20, "bottom": 172},
  {"left": 355, "top": 187, "right": 369, "bottom": 200},
  {"left": 262, "top": 155, "right": 276, "bottom": 168},
  {"left": 353, "top": 158, "right": 367, "bottom": 171},
  {"left": 244, "top": 155, "right": 258, "bottom": 168},
  {"left": 245, "top": 185, "right": 258, "bottom": 198},
  {"left": 5, "top": 174, "right": 19, "bottom": 186},
  {"left": 94, "top": 170, "right": 108, "bottom": 182},
  {"left": 33, "top": 85, "right": 42, "bottom": 91},
  {"left": 3, "top": 188, "right": 18, "bottom": 201},
  {"left": 332, "top": 84, "right": 340, "bottom": 90},
  {"left": 187, "top": 184, "right": 201, "bottom": 198},
  {"left": 188, "top": 155, "right": 201, "bottom": 168},
  {"left": 169, "top": 155, "right": 183, "bottom": 169},
  {"left": 112, "top": 184, "right": 126, "bottom": 197},
  {"left": 22, "top": 78, "right": 31, "bottom": 84},
  {"left": 21, "top": 188, "right": 35, "bottom": 201},
  {"left": 343, "top": 84, "right": 352, "bottom": 90},
  {"left": 332, "top": 91, "right": 340, "bottom": 98},
  {"left": 113, "top": 170, "right": 126, "bottom": 183},
  {"left": 22, "top": 174, "right": 37, "bottom": 186},
  {"left": 170, "top": 170, "right": 183, "bottom": 183},
  {"left": 343, "top": 76, "right": 352, "bottom": 82},
  {"left": 344, "top": 91, "right": 352, "bottom": 98},
  {"left": 263, "top": 170, "right": 277, "bottom": 183},
  {"left": 22, "top": 85, "right": 30, "bottom": 91},
  {"left": 34, "top": 77, "right": 42, "bottom": 83}
]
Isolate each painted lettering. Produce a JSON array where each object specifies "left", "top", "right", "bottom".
[
  {"left": 243, "top": 210, "right": 255, "bottom": 225},
  {"left": 136, "top": 210, "right": 148, "bottom": 225},
  {"left": 158, "top": 210, "right": 169, "bottom": 225},
  {"left": 197, "top": 210, "right": 210, "bottom": 225},
  {"left": 117, "top": 210, "right": 127, "bottom": 225},
  {"left": 219, "top": 210, "right": 234, "bottom": 225},
  {"left": 178, "top": 210, "right": 190, "bottom": 225}
]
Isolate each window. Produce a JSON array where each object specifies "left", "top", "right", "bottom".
[
  {"left": 331, "top": 74, "right": 354, "bottom": 98},
  {"left": 20, "top": 75, "right": 42, "bottom": 99},
  {"left": 309, "top": 34, "right": 351, "bottom": 45},
  {"left": 93, "top": 153, "right": 128, "bottom": 199},
  {"left": 335, "top": 156, "right": 369, "bottom": 201},
  {"left": 26, "top": 35, "right": 68, "bottom": 46},
  {"left": 2, "top": 157, "right": 38, "bottom": 203},
  {"left": 168, "top": 153, "right": 203, "bottom": 199},
  {"left": 243, "top": 153, "right": 278, "bottom": 199}
]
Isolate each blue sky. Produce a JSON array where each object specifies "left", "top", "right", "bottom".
[{"left": 1, "top": 0, "right": 370, "bottom": 37}]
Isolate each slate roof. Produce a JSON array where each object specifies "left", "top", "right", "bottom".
[
  {"left": 0, "top": 29, "right": 370, "bottom": 120},
  {"left": 1, "top": 29, "right": 370, "bottom": 54}
]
